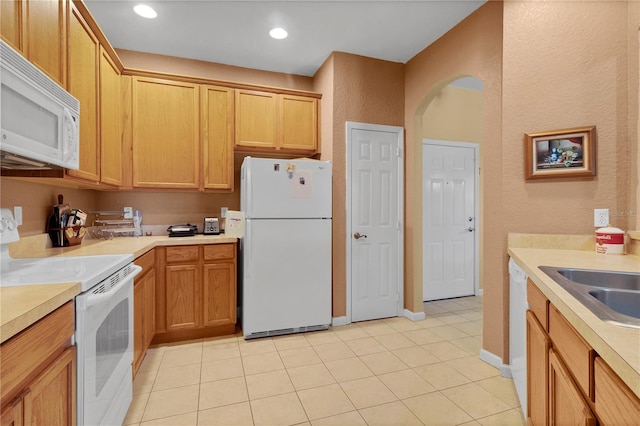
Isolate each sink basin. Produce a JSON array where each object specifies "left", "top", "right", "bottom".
[
  {"left": 589, "top": 289, "right": 640, "bottom": 319},
  {"left": 555, "top": 268, "right": 640, "bottom": 291},
  {"left": 540, "top": 266, "right": 640, "bottom": 329}
]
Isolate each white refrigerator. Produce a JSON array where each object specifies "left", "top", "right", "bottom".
[{"left": 240, "top": 157, "right": 332, "bottom": 339}]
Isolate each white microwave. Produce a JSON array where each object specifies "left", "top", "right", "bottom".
[{"left": 0, "top": 40, "right": 79, "bottom": 170}]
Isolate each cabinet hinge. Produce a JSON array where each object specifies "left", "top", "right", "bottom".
[{"left": 396, "top": 147, "right": 402, "bottom": 158}]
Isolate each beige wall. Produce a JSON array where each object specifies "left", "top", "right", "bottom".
[
  {"left": 405, "top": 1, "right": 503, "bottom": 355},
  {"left": 0, "top": 178, "right": 99, "bottom": 237},
  {"left": 423, "top": 85, "right": 483, "bottom": 142},
  {"left": 631, "top": 1, "right": 640, "bottom": 230},
  {"left": 312, "top": 52, "right": 405, "bottom": 317}
]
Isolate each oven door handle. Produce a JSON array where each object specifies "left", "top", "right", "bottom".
[{"left": 84, "top": 265, "right": 142, "bottom": 308}]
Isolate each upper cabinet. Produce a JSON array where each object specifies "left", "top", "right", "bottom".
[
  {"left": 132, "top": 77, "right": 200, "bottom": 189},
  {"left": 99, "top": 47, "right": 123, "bottom": 186},
  {"left": 1, "top": 0, "right": 67, "bottom": 86},
  {"left": 67, "top": 3, "right": 100, "bottom": 182},
  {"left": 202, "top": 85, "right": 235, "bottom": 191},
  {"left": 235, "top": 89, "right": 319, "bottom": 154}
]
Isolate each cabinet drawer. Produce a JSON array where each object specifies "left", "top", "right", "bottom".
[
  {"left": 203, "top": 244, "right": 235, "bottom": 261},
  {"left": 166, "top": 246, "right": 199, "bottom": 263},
  {"left": 527, "top": 278, "right": 548, "bottom": 330},
  {"left": 548, "top": 304, "right": 595, "bottom": 401},
  {"left": 594, "top": 357, "right": 640, "bottom": 425},
  {"left": 135, "top": 249, "right": 155, "bottom": 275}
]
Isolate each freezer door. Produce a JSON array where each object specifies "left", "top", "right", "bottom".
[
  {"left": 242, "top": 218, "right": 331, "bottom": 337},
  {"left": 241, "top": 157, "right": 332, "bottom": 219}
]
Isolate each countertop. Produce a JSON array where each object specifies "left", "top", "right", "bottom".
[
  {"left": 1, "top": 234, "right": 237, "bottom": 344},
  {"left": 508, "top": 247, "right": 640, "bottom": 398}
]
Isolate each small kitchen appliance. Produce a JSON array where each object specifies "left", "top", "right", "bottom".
[
  {"left": 203, "top": 217, "right": 220, "bottom": 234},
  {"left": 167, "top": 224, "right": 198, "bottom": 237},
  {"left": 240, "top": 157, "right": 332, "bottom": 339}
]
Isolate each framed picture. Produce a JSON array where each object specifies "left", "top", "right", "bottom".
[{"left": 524, "top": 126, "right": 596, "bottom": 180}]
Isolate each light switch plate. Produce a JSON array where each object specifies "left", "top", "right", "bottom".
[
  {"left": 594, "top": 209, "right": 609, "bottom": 227},
  {"left": 221, "top": 207, "right": 228, "bottom": 219},
  {"left": 13, "top": 206, "right": 22, "bottom": 226}
]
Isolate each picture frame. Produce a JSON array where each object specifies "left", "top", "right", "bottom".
[{"left": 524, "top": 126, "right": 596, "bottom": 180}]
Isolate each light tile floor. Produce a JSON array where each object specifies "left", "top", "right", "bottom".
[{"left": 124, "top": 296, "right": 526, "bottom": 425}]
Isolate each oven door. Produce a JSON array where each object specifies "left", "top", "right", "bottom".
[{"left": 75, "top": 264, "right": 141, "bottom": 426}]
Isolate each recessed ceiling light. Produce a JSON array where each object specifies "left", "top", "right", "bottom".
[
  {"left": 134, "top": 4, "right": 157, "bottom": 19},
  {"left": 269, "top": 27, "right": 288, "bottom": 40}
]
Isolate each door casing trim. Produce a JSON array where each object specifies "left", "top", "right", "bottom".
[{"left": 345, "top": 121, "right": 405, "bottom": 324}]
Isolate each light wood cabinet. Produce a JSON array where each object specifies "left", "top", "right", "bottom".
[
  {"left": 0, "top": 302, "right": 75, "bottom": 426},
  {"left": 67, "top": 3, "right": 100, "bottom": 182},
  {"left": 25, "top": 0, "right": 67, "bottom": 86},
  {"left": 525, "top": 278, "right": 640, "bottom": 426},
  {"left": 132, "top": 77, "right": 200, "bottom": 189},
  {"left": 280, "top": 94, "right": 318, "bottom": 152},
  {"left": 235, "top": 90, "right": 319, "bottom": 154},
  {"left": 202, "top": 85, "right": 234, "bottom": 191},
  {"left": 594, "top": 357, "right": 640, "bottom": 425},
  {"left": 154, "top": 243, "right": 236, "bottom": 344},
  {"left": 133, "top": 250, "right": 156, "bottom": 376},
  {"left": 99, "top": 47, "right": 123, "bottom": 186},
  {"left": 0, "top": 0, "right": 22, "bottom": 51},
  {"left": 548, "top": 349, "right": 595, "bottom": 426},
  {"left": 527, "top": 310, "right": 550, "bottom": 425}
]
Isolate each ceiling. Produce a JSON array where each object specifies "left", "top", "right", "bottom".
[{"left": 84, "top": 0, "right": 486, "bottom": 77}]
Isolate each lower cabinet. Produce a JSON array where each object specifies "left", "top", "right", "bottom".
[
  {"left": 154, "top": 243, "right": 237, "bottom": 344},
  {"left": 133, "top": 250, "right": 156, "bottom": 376},
  {"left": 526, "top": 278, "right": 640, "bottom": 426},
  {"left": 0, "top": 302, "right": 76, "bottom": 426}
]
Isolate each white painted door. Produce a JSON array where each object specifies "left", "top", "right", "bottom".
[
  {"left": 423, "top": 141, "right": 477, "bottom": 301},
  {"left": 348, "top": 122, "right": 403, "bottom": 322}
]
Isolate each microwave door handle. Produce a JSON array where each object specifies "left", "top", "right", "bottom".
[
  {"left": 82, "top": 265, "right": 142, "bottom": 309},
  {"left": 62, "top": 108, "right": 78, "bottom": 163}
]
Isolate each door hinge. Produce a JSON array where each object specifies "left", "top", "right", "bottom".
[
  {"left": 397, "top": 220, "right": 401, "bottom": 231},
  {"left": 396, "top": 147, "right": 402, "bottom": 158}
]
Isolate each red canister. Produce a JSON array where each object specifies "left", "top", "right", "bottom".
[{"left": 595, "top": 226, "right": 625, "bottom": 255}]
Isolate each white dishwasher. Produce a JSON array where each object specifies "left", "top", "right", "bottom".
[{"left": 509, "top": 257, "right": 528, "bottom": 414}]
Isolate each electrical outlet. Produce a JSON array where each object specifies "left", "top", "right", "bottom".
[
  {"left": 594, "top": 209, "right": 609, "bottom": 227},
  {"left": 221, "top": 207, "right": 228, "bottom": 218},
  {"left": 13, "top": 206, "right": 22, "bottom": 226}
]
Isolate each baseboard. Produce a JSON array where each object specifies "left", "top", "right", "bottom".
[
  {"left": 479, "top": 349, "right": 512, "bottom": 378},
  {"left": 331, "top": 316, "right": 349, "bottom": 327},
  {"left": 475, "top": 288, "right": 484, "bottom": 296},
  {"left": 403, "top": 309, "right": 426, "bottom": 321}
]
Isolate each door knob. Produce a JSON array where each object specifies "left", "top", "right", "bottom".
[
  {"left": 354, "top": 232, "right": 368, "bottom": 240},
  {"left": 465, "top": 227, "right": 475, "bottom": 232}
]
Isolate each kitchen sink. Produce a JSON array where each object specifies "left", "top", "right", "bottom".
[
  {"left": 555, "top": 268, "right": 640, "bottom": 291},
  {"left": 588, "top": 289, "right": 640, "bottom": 319},
  {"left": 540, "top": 266, "right": 640, "bottom": 328}
]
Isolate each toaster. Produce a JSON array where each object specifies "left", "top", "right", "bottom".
[{"left": 203, "top": 217, "right": 220, "bottom": 235}]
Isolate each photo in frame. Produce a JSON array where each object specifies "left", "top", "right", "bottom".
[{"left": 524, "top": 126, "right": 596, "bottom": 180}]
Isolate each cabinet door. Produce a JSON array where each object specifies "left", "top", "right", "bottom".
[
  {"left": 1, "top": 397, "right": 23, "bottom": 426},
  {"left": 24, "top": 0, "right": 66, "bottom": 86},
  {"left": 527, "top": 310, "right": 550, "bottom": 426},
  {"left": 202, "top": 262, "right": 236, "bottom": 327},
  {"left": 143, "top": 271, "right": 156, "bottom": 349},
  {"left": 22, "top": 346, "right": 76, "bottom": 426},
  {"left": 165, "top": 264, "right": 200, "bottom": 330},
  {"left": 67, "top": 4, "right": 100, "bottom": 182},
  {"left": 280, "top": 94, "right": 318, "bottom": 152},
  {"left": 235, "top": 90, "right": 277, "bottom": 149},
  {"left": 202, "top": 85, "right": 234, "bottom": 190},
  {"left": 99, "top": 47, "right": 122, "bottom": 186},
  {"left": 548, "top": 349, "right": 595, "bottom": 426},
  {"left": 594, "top": 357, "right": 640, "bottom": 425},
  {"left": 0, "top": 0, "right": 22, "bottom": 51},
  {"left": 132, "top": 77, "right": 200, "bottom": 188},
  {"left": 133, "top": 278, "right": 145, "bottom": 374}
]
